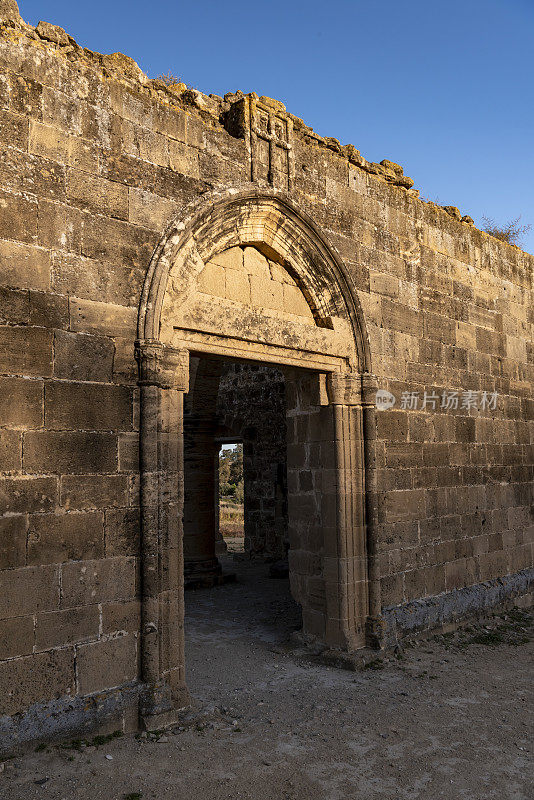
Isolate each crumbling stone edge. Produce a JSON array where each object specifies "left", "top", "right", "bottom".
[
  {"left": 0, "top": 681, "right": 141, "bottom": 758},
  {"left": 383, "top": 567, "right": 534, "bottom": 645},
  {"left": 1, "top": 0, "right": 517, "bottom": 240},
  {"left": 294, "top": 567, "right": 534, "bottom": 670}
]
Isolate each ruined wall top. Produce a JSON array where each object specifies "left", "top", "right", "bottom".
[{"left": 2, "top": 0, "right": 531, "bottom": 256}]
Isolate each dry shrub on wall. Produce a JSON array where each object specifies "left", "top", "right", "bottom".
[{"left": 482, "top": 215, "right": 531, "bottom": 246}]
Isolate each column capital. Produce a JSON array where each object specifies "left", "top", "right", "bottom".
[
  {"left": 360, "top": 372, "right": 379, "bottom": 408},
  {"left": 135, "top": 339, "right": 189, "bottom": 391},
  {"left": 327, "top": 372, "right": 362, "bottom": 406}
]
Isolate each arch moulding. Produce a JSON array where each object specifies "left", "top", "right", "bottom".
[{"left": 135, "top": 186, "right": 383, "bottom": 727}]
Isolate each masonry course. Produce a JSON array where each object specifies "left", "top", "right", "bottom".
[{"left": 0, "top": 0, "right": 532, "bottom": 754}]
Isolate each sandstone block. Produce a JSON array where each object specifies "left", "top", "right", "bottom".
[
  {"left": 0, "top": 476, "right": 57, "bottom": 514},
  {"left": 45, "top": 381, "right": 133, "bottom": 431},
  {"left": 101, "top": 600, "right": 140, "bottom": 635},
  {"left": 27, "top": 511, "right": 104, "bottom": 565},
  {"left": 35, "top": 20, "right": 70, "bottom": 46},
  {"left": 283, "top": 284, "right": 313, "bottom": 318},
  {"left": 224, "top": 267, "right": 250, "bottom": 304},
  {"left": 197, "top": 262, "right": 225, "bottom": 297},
  {"left": 0, "top": 326, "right": 53, "bottom": 377},
  {"left": 29, "top": 121, "right": 70, "bottom": 162},
  {"left": 0, "top": 616, "right": 33, "bottom": 659},
  {"left": 376, "top": 411, "right": 408, "bottom": 442},
  {"left": 28, "top": 291, "right": 68, "bottom": 330},
  {"left": 81, "top": 214, "right": 156, "bottom": 269},
  {"left": 52, "top": 252, "right": 142, "bottom": 307},
  {"left": 118, "top": 433, "right": 139, "bottom": 472},
  {"left": 0, "top": 108, "right": 28, "bottom": 150},
  {"left": 370, "top": 270, "right": 399, "bottom": 299},
  {"left": 0, "top": 189, "right": 38, "bottom": 244},
  {"left": 0, "top": 513, "right": 26, "bottom": 568},
  {"left": 0, "top": 376, "right": 43, "bottom": 427},
  {"left": 168, "top": 140, "right": 200, "bottom": 178},
  {"left": 41, "top": 86, "right": 81, "bottom": 135},
  {"left": 35, "top": 605, "right": 100, "bottom": 650},
  {"left": 104, "top": 508, "right": 140, "bottom": 556},
  {"left": 250, "top": 274, "right": 284, "bottom": 311},
  {"left": 60, "top": 556, "right": 136, "bottom": 607},
  {"left": 0, "top": 429, "right": 21, "bottom": 471},
  {"left": 53, "top": 330, "right": 114, "bottom": 382},
  {"left": 384, "top": 488, "right": 425, "bottom": 523},
  {"left": 1, "top": 145, "right": 66, "bottom": 201},
  {"left": 112, "top": 336, "right": 138, "bottom": 384},
  {"left": 68, "top": 137, "right": 100, "bottom": 173},
  {"left": 60, "top": 474, "right": 128, "bottom": 510},
  {"left": 67, "top": 170, "right": 128, "bottom": 220},
  {"left": 23, "top": 431, "right": 117, "bottom": 474},
  {"left": 0, "top": 564, "right": 59, "bottom": 619},
  {"left": 76, "top": 633, "right": 137, "bottom": 694},
  {"left": 69, "top": 298, "right": 137, "bottom": 338},
  {"left": 0, "top": 240, "right": 50, "bottom": 290},
  {"left": 381, "top": 299, "right": 422, "bottom": 337},
  {"left": 128, "top": 188, "right": 179, "bottom": 231},
  {"left": 380, "top": 573, "right": 403, "bottom": 605},
  {"left": 0, "top": 286, "right": 31, "bottom": 324},
  {"left": 38, "top": 199, "right": 82, "bottom": 253},
  {"left": 0, "top": 72, "right": 42, "bottom": 119},
  {"left": 0, "top": 648, "right": 74, "bottom": 716}
]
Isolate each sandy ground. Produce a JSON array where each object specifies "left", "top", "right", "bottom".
[{"left": 1, "top": 558, "right": 532, "bottom": 800}]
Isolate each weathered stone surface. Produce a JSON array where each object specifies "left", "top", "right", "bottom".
[
  {"left": 67, "top": 171, "right": 129, "bottom": 219},
  {"left": 0, "top": 326, "right": 53, "bottom": 376},
  {"left": 104, "top": 508, "right": 140, "bottom": 556},
  {"left": 60, "top": 557, "right": 136, "bottom": 607},
  {"left": 27, "top": 511, "right": 104, "bottom": 564},
  {"left": 45, "top": 381, "right": 133, "bottom": 431},
  {"left": 0, "top": 564, "right": 59, "bottom": 619},
  {"left": 76, "top": 634, "right": 137, "bottom": 694},
  {"left": 101, "top": 599, "right": 140, "bottom": 635},
  {"left": 0, "top": 429, "right": 22, "bottom": 472},
  {"left": 0, "top": 514, "right": 26, "bottom": 568},
  {"left": 0, "top": 376, "right": 43, "bottom": 427},
  {"left": 69, "top": 298, "right": 137, "bottom": 337},
  {"left": 0, "top": 476, "right": 57, "bottom": 514},
  {"left": 35, "top": 606, "right": 100, "bottom": 650},
  {"left": 0, "top": 649, "right": 74, "bottom": 716},
  {"left": 60, "top": 474, "right": 128, "bottom": 510},
  {"left": 0, "top": 0, "right": 21, "bottom": 24},
  {"left": 0, "top": 615, "right": 33, "bottom": 659},
  {"left": 23, "top": 431, "right": 117, "bottom": 474},
  {"left": 53, "top": 330, "right": 114, "bottom": 381},
  {"left": 35, "top": 21, "right": 70, "bottom": 46},
  {"left": 0, "top": 190, "right": 38, "bottom": 244}
]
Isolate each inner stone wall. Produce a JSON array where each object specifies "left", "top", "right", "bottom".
[
  {"left": 0, "top": 2, "right": 532, "bottom": 749},
  {"left": 217, "top": 363, "right": 287, "bottom": 560}
]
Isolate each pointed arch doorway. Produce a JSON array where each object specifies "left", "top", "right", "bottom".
[{"left": 136, "top": 187, "right": 381, "bottom": 727}]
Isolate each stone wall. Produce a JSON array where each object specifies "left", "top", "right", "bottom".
[
  {"left": 0, "top": 1, "right": 532, "bottom": 747},
  {"left": 217, "top": 363, "right": 287, "bottom": 559}
]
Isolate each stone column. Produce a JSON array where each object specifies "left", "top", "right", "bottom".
[
  {"left": 322, "top": 372, "right": 369, "bottom": 651},
  {"left": 135, "top": 339, "right": 190, "bottom": 728},
  {"left": 183, "top": 415, "right": 224, "bottom": 588}
]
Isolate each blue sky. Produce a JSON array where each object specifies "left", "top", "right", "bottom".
[{"left": 19, "top": 0, "right": 534, "bottom": 254}]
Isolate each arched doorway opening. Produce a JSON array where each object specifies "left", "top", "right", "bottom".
[{"left": 136, "top": 187, "right": 380, "bottom": 727}]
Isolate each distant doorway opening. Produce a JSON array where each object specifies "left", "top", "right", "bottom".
[{"left": 217, "top": 442, "right": 244, "bottom": 555}]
